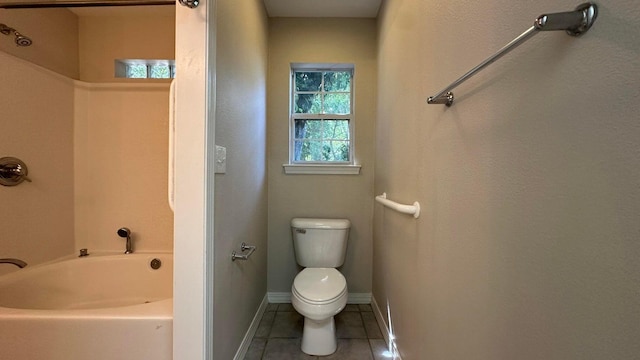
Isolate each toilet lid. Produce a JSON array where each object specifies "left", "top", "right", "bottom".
[{"left": 293, "top": 268, "right": 347, "bottom": 304}]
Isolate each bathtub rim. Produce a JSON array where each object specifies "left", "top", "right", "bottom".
[{"left": 0, "top": 251, "right": 173, "bottom": 318}]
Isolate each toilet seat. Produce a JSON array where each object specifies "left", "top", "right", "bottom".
[{"left": 292, "top": 268, "right": 346, "bottom": 305}]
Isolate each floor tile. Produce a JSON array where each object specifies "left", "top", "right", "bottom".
[
  {"left": 323, "top": 339, "right": 373, "bottom": 360},
  {"left": 244, "top": 338, "right": 267, "bottom": 360},
  {"left": 247, "top": 303, "right": 388, "bottom": 359},
  {"left": 255, "top": 311, "right": 275, "bottom": 338},
  {"left": 262, "top": 338, "right": 318, "bottom": 360},
  {"left": 270, "top": 311, "right": 304, "bottom": 338},
  {"left": 278, "top": 303, "right": 295, "bottom": 312},
  {"left": 362, "top": 312, "right": 383, "bottom": 339},
  {"left": 369, "top": 339, "right": 398, "bottom": 360},
  {"left": 335, "top": 311, "right": 367, "bottom": 339},
  {"left": 342, "top": 304, "right": 360, "bottom": 312}
]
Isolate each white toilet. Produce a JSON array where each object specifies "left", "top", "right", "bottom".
[{"left": 290, "top": 218, "right": 350, "bottom": 356}]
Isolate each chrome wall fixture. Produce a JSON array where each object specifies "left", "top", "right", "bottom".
[
  {"left": 231, "top": 243, "right": 256, "bottom": 261},
  {"left": 178, "top": 0, "right": 198, "bottom": 9},
  {"left": 117, "top": 227, "right": 134, "bottom": 254},
  {"left": 0, "top": 258, "right": 28, "bottom": 268},
  {"left": 0, "top": 157, "right": 32, "bottom": 186},
  {"left": 427, "top": 3, "right": 598, "bottom": 107},
  {"left": 0, "top": 24, "right": 32, "bottom": 47}
]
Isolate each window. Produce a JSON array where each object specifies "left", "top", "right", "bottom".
[
  {"left": 115, "top": 59, "right": 176, "bottom": 79},
  {"left": 286, "top": 64, "right": 360, "bottom": 175}
]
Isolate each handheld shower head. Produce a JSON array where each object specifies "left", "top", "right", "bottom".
[
  {"left": 117, "top": 227, "right": 133, "bottom": 254},
  {"left": 14, "top": 32, "right": 32, "bottom": 47},
  {"left": 117, "top": 227, "right": 131, "bottom": 238}
]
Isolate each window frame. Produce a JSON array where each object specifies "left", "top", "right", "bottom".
[{"left": 285, "top": 64, "right": 360, "bottom": 175}]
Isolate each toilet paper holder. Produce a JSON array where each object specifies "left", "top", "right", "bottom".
[{"left": 231, "top": 242, "right": 256, "bottom": 261}]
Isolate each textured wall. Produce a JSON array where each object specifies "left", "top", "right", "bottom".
[
  {"left": 374, "top": 0, "right": 640, "bottom": 359},
  {"left": 213, "top": 0, "right": 269, "bottom": 358},
  {"left": 267, "top": 18, "right": 377, "bottom": 295},
  {"left": 0, "top": 52, "right": 75, "bottom": 275},
  {"left": 0, "top": 8, "right": 78, "bottom": 78}
]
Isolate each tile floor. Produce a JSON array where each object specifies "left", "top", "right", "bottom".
[{"left": 244, "top": 303, "right": 392, "bottom": 360}]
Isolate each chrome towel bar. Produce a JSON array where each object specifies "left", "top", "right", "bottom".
[
  {"left": 427, "top": 2, "right": 598, "bottom": 107},
  {"left": 231, "top": 243, "right": 256, "bottom": 261},
  {"left": 375, "top": 193, "right": 420, "bottom": 219}
]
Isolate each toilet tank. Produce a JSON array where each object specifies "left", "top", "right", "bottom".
[{"left": 291, "top": 218, "right": 351, "bottom": 268}]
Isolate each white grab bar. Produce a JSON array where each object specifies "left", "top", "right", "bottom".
[
  {"left": 168, "top": 78, "right": 176, "bottom": 212},
  {"left": 375, "top": 193, "right": 420, "bottom": 219}
]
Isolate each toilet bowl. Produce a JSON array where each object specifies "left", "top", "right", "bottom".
[
  {"left": 292, "top": 268, "right": 347, "bottom": 355},
  {"left": 290, "top": 218, "right": 351, "bottom": 356}
]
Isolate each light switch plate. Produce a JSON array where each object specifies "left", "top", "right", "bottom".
[{"left": 215, "top": 145, "right": 226, "bottom": 174}]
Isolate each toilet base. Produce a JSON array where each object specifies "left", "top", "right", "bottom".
[{"left": 300, "top": 316, "right": 337, "bottom": 356}]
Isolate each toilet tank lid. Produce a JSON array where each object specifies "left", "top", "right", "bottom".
[{"left": 291, "top": 218, "right": 351, "bottom": 229}]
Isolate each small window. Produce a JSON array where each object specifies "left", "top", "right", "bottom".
[
  {"left": 288, "top": 64, "right": 358, "bottom": 175},
  {"left": 115, "top": 59, "right": 176, "bottom": 79}
]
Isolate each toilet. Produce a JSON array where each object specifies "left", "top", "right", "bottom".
[{"left": 290, "top": 218, "right": 350, "bottom": 356}]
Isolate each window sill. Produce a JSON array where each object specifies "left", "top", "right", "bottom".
[{"left": 283, "top": 164, "right": 361, "bottom": 175}]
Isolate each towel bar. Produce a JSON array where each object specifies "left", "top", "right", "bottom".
[{"left": 427, "top": 3, "right": 598, "bottom": 107}]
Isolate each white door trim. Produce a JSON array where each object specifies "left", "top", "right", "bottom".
[{"left": 173, "top": 0, "right": 216, "bottom": 359}]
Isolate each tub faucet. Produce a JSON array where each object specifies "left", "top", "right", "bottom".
[
  {"left": 117, "top": 227, "right": 133, "bottom": 254},
  {"left": 0, "top": 258, "right": 27, "bottom": 268}
]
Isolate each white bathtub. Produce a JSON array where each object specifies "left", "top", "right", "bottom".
[{"left": 0, "top": 253, "right": 173, "bottom": 360}]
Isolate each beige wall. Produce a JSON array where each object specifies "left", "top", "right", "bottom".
[
  {"left": 267, "top": 18, "right": 377, "bottom": 294},
  {"left": 0, "top": 8, "right": 79, "bottom": 78},
  {"left": 374, "top": 0, "right": 640, "bottom": 359},
  {"left": 213, "top": 0, "right": 269, "bottom": 358},
  {"left": 0, "top": 52, "right": 75, "bottom": 275},
  {"left": 78, "top": 10, "right": 175, "bottom": 82},
  {"left": 74, "top": 83, "right": 173, "bottom": 253}
]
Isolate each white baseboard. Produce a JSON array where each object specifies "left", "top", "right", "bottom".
[
  {"left": 267, "top": 292, "right": 291, "bottom": 304},
  {"left": 371, "top": 296, "right": 403, "bottom": 360},
  {"left": 233, "top": 294, "right": 269, "bottom": 360},
  {"left": 347, "top": 292, "right": 372, "bottom": 304},
  {"left": 267, "top": 292, "right": 372, "bottom": 304}
]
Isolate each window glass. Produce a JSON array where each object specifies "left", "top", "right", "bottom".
[
  {"left": 323, "top": 93, "right": 350, "bottom": 114},
  {"left": 323, "top": 71, "right": 351, "bottom": 91},
  {"left": 150, "top": 65, "right": 171, "bottom": 79},
  {"left": 293, "top": 119, "right": 351, "bottom": 162},
  {"left": 294, "top": 94, "right": 321, "bottom": 114},
  {"left": 295, "top": 72, "right": 322, "bottom": 91},
  {"left": 127, "top": 64, "right": 147, "bottom": 78}
]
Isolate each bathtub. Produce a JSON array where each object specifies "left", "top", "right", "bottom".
[{"left": 0, "top": 252, "right": 172, "bottom": 360}]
